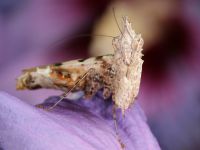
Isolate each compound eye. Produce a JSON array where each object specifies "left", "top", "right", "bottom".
[{"left": 131, "top": 41, "right": 138, "bottom": 50}]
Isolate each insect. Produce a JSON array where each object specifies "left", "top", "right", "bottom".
[{"left": 16, "top": 16, "right": 144, "bottom": 114}]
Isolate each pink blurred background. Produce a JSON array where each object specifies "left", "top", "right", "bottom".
[{"left": 1, "top": 0, "right": 200, "bottom": 149}]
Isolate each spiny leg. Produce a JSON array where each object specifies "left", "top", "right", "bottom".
[
  {"left": 112, "top": 105, "right": 125, "bottom": 150},
  {"left": 36, "top": 68, "right": 95, "bottom": 111}
]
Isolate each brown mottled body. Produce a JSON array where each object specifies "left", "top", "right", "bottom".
[
  {"left": 17, "top": 54, "right": 114, "bottom": 98},
  {"left": 16, "top": 17, "right": 144, "bottom": 113}
]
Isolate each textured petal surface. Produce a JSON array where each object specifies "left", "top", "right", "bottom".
[{"left": 0, "top": 91, "right": 160, "bottom": 150}]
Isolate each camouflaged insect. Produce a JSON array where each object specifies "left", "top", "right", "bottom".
[{"left": 16, "top": 16, "right": 144, "bottom": 114}]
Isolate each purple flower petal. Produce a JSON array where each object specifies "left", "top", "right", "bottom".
[{"left": 0, "top": 91, "right": 160, "bottom": 150}]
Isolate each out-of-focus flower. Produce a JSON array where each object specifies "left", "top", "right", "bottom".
[
  {"left": 0, "top": 91, "right": 160, "bottom": 150},
  {"left": 139, "top": 1, "right": 200, "bottom": 149}
]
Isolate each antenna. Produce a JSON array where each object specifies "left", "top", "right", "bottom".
[
  {"left": 112, "top": 7, "right": 122, "bottom": 34},
  {"left": 48, "top": 34, "right": 115, "bottom": 50},
  {"left": 48, "top": 8, "right": 124, "bottom": 49}
]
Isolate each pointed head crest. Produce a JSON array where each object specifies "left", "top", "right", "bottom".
[{"left": 112, "top": 16, "right": 143, "bottom": 65}]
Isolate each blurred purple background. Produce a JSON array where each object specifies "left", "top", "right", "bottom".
[{"left": 0, "top": 0, "right": 200, "bottom": 149}]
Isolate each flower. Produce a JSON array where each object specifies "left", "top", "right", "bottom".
[{"left": 0, "top": 91, "right": 160, "bottom": 150}]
